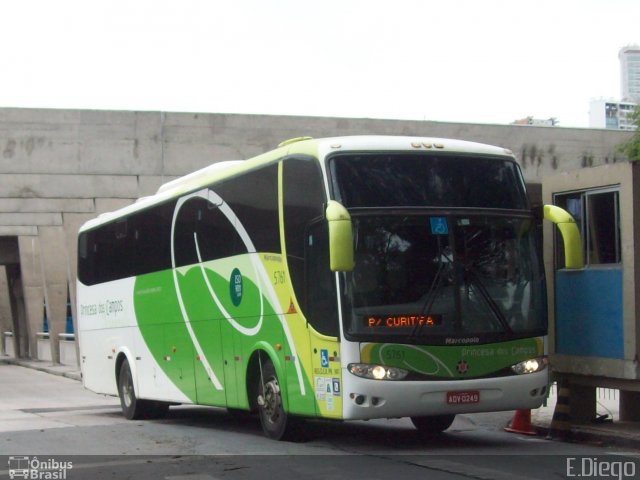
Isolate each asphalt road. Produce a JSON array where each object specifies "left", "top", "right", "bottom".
[{"left": 1, "top": 363, "right": 639, "bottom": 479}]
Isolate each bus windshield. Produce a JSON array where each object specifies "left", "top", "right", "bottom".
[
  {"left": 329, "top": 153, "right": 546, "bottom": 344},
  {"left": 329, "top": 152, "right": 528, "bottom": 210}
]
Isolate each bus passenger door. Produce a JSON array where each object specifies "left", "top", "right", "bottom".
[
  {"left": 281, "top": 156, "right": 341, "bottom": 418},
  {"left": 305, "top": 222, "right": 343, "bottom": 419}
]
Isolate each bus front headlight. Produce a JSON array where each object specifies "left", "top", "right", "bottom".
[
  {"left": 511, "top": 356, "right": 548, "bottom": 375},
  {"left": 348, "top": 363, "right": 409, "bottom": 380}
]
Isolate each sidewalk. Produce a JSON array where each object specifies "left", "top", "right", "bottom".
[
  {"left": 2, "top": 355, "right": 640, "bottom": 449},
  {"left": 530, "top": 383, "right": 640, "bottom": 450},
  {"left": 0, "top": 356, "right": 82, "bottom": 382}
]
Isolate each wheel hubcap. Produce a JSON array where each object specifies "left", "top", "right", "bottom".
[
  {"left": 122, "top": 379, "right": 133, "bottom": 407},
  {"left": 262, "top": 379, "right": 281, "bottom": 423}
]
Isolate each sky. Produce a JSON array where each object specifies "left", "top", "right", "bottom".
[{"left": 1, "top": 0, "right": 638, "bottom": 128}]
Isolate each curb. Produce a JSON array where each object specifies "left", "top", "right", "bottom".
[
  {"left": 0, "top": 356, "right": 82, "bottom": 382},
  {"left": 533, "top": 423, "right": 640, "bottom": 451}
]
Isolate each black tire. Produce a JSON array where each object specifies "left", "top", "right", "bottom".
[
  {"left": 117, "top": 359, "right": 169, "bottom": 420},
  {"left": 118, "top": 359, "right": 144, "bottom": 420},
  {"left": 410, "top": 414, "right": 456, "bottom": 435},
  {"left": 257, "top": 359, "right": 300, "bottom": 440}
]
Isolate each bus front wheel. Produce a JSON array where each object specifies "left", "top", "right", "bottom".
[
  {"left": 410, "top": 414, "right": 456, "bottom": 435},
  {"left": 257, "top": 359, "right": 299, "bottom": 440}
]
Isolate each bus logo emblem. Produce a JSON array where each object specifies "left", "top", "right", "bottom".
[
  {"left": 457, "top": 360, "right": 469, "bottom": 374},
  {"left": 230, "top": 268, "right": 243, "bottom": 306}
]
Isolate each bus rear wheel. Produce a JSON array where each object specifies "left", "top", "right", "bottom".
[
  {"left": 118, "top": 359, "right": 143, "bottom": 420},
  {"left": 410, "top": 414, "right": 456, "bottom": 435},
  {"left": 118, "top": 359, "right": 168, "bottom": 420},
  {"left": 257, "top": 359, "right": 299, "bottom": 440}
]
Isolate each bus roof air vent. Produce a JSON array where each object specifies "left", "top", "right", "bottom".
[{"left": 278, "top": 136, "right": 313, "bottom": 148}]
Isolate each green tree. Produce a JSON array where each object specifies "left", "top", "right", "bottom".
[{"left": 619, "top": 105, "right": 640, "bottom": 161}]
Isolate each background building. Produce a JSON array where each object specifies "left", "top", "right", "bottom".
[
  {"left": 589, "top": 99, "right": 638, "bottom": 130},
  {"left": 620, "top": 45, "right": 640, "bottom": 102},
  {"left": 589, "top": 46, "right": 639, "bottom": 131}
]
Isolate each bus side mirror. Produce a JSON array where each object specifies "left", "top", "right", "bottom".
[
  {"left": 325, "top": 200, "right": 355, "bottom": 272},
  {"left": 543, "top": 204, "right": 584, "bottom": 269}
]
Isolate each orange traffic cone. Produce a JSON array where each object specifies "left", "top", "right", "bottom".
[{"left": 504, "top": 409, "right": 538, "bottom": 435}]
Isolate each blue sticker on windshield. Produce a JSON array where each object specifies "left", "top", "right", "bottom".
[{"left": 430, "top": 217, "right": 449, "bottom": 235}]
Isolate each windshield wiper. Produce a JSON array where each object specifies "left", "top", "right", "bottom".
[
  {"left": 408, "top": 241, "right": 450, "bottom": 340},
  {"left": 464, "top": 266, "right": 513, "bottom": 333}
]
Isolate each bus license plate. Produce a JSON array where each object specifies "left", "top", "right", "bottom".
[{"left": 447, "top": 390, "right": 480, "bottom": 405}]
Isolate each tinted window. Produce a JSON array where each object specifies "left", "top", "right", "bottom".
[
  {"left": 173, "top": 198, "right": 201, "bottom": 267},
  {"left": 173, "top": 196, "right": 245, "bottom": 267},
  {"left": 329, "top": 153, "right": 528, "bottom": 210},
  {"left": 196, "top": 197, "right": 245, "bottom": 262},
  {"left": 78, "top": 163, "right": 281, "bottom": 286},
  {"left": 131, "top": 201, "right": 174, "bottom": 273},
  {"left": 216, "top": 164, "right": 280, "bottom": 254},
  {"left": 283, "top": 157, "right": 325, "bottom": 308},
  {"left": 78, "top": 201, "right": 175, "bottom": 285},
  {"left": 306, "top": 221, "right": 339, "bottom": 337},
  {"left": 343, "top": 214, "right": 546, "bottom": 341}
]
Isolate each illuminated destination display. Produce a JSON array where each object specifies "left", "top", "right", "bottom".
[{"left": 365, "top": 314, "right": 443, "bottom": 329}]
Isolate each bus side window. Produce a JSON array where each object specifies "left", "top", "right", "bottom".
[
  {"left": 97, "top": 219, "right": 133, "bottom": 282},
  {"left": 194, "top": 196, "right": 244, "bottom": 263},
  {"left": 215, "top": 164, "right": 280, "bottom": 255},
  {"left": 131, "top": 202, "right": 174, "bottom": 274},
  {"left": 283, "top": 157, "right": 338, "bottom": 336},
  {"left": 78, "top": 231, "right": 94, "bottom": 285}
]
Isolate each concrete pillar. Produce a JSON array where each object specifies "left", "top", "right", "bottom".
[
  {"left": 0, "top": 266, "right": 12, "bottom": 355},
  {"left": 569, "top": 383, "right": 597, "bottom": 423},
  {"left": 17, "top": 236, "right": 45, "bottom": 360},
  {"left": 620, "top": 391, "right": 640, "bottom": 421},
  {"left": 38, "top": 227, "right": 69, "bottom": 364},
  {"left": 5, "top": 264, "right": 27, "bottom": 357}
]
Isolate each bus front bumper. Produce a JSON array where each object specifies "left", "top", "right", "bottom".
[{"left": 341, "top": 368, "right": 549, "bottom": 420}]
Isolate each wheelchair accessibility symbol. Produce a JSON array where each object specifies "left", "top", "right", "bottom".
[
  {"left": 320, "top": 349, "right": 329, "bottom": 368},
  {"left": 430, "top": 217, "right": 449, "bottom": 235}
]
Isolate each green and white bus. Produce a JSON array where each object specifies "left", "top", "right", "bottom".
[{"left": 77, "top": 135, "right": 552, "bottom": 440}]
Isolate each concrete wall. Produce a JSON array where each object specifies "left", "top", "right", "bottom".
[{"left": 0, "top": 107, "right": 634, "bottom": 362}]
